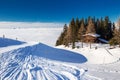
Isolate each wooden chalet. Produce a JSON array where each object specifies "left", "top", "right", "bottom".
[{"left": 83, "top": 33, "right": 100, "bottom": 43}]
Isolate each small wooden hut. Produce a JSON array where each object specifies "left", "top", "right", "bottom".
[{"left": 83, "top": 33, "right": 100, "bottom": 43}]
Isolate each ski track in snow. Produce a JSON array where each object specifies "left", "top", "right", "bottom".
[
  {"left": 0, "top": 42, "right": 100, "bottom": 80},
  {"left": 0, "top": 51, "right": 81, "bottom": 80},
  {"left": 0, "top": 42, "right": 38, "bottom": 54},
  {"left": 0, "top": 38, "right": 120, "bottom": 80}
]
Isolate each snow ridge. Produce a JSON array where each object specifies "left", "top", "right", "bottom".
[{"left": 0, "top": 43, "right": 88, "bottom": 80}]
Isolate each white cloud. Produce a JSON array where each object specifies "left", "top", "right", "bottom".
[{"left": 0, "top": 22, "right": 65, "bottom": 28}]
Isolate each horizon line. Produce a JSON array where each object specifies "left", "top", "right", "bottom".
[{"left": 0, "top": 22, "right": 66, "bottom": 28}]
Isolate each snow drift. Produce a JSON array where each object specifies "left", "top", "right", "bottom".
[
  {"left": 17, "top": 43, "right": 87, "bottom": 63},
  {"left": 0, "top": 43, "right": 88, "bottom": 80}
]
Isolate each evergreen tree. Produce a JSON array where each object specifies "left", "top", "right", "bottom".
[
  {"left": 88, "top": 16, "right": 91, "bottom": 22},
  {"left": 78, "top": 18, "right": 86, "bottom": 41},
  {"left": 70, "top": 18, "right": 76, "bottom": 49},
  {"left": 96, "top": 19, "right": 101, "bottom": 34},
  {"left": 93, "top": 16, "right": 96, "bottom": 23},
  {"left": 65, "top": 26, "right": 72, "bottom": 46},
  {"left": 103, "top": 16, "right": 111, "bottom": 40},
  {"left": 118, "top": 18, "right": 120, "bottom": 27},
  {"left": 75, "top": 18, "right": 80, "bottom": 41},
  {"left": 55, "top": 32, "right": 64, "bottom": 46},
  {"left": 104, "top": 16, "right": 109, "bottom": 27},
  {"left": 56, "top": 16, "right": 115, "bottom": 47},
  {"left": 109, "top": 29, "right": 120, "bottom": 46},
  {"left": 112, "top": 23, "right": 115, "bottom": 31},
  {"left": 99, "top": 17, "right": 104, "bottom": 37},
  {"left": 55, "top": 24, "right": 68, "bottom": 46},
  {"left": 85, "top": 18, "right": 88, "bottom": 26},
  {"left": 86, "top": 17, "right": 96, "bottom": 34},
  {"left": 62, "top": 24, "right": 68, "bottom": 46}
]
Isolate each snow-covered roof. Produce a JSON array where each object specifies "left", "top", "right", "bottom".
[
  {"left": 98, "top": 38, "right": 108, "bottom": 43},
  {"left": 83, "top": 33, "right": 100, "bottom": 37}
]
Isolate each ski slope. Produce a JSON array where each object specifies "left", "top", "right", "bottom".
[
  {"left": 0, "top": 28, "right": 120, "bottom": 80},
  {"left": 57, "top": 43, "right": 120, "bottom": 80},
  {"left": 0, "top": 39, "right": 98, "bottom": 80}
]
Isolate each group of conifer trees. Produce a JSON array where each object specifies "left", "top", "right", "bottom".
[
  {"left": 56, "top": 16, "right": 120, "bottom": 48},
  {"left": 109, "top": 18, "right": 120, "bottom": 47}
]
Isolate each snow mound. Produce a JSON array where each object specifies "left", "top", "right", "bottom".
[
  {"left": 0, "top": 43, "right": 88, "bottom": 80},
  {"left": 0, "top": 37, "right": 25, "bottom": 47},
  {"left": 8, "top": 43, "right": 87, "bottom": 63}
]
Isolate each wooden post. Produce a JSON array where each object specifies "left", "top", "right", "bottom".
[
  {"left": 82, "top": 41, "right": 83, "bottom": 48},
  {"left": 3, "top": 35, "right": 5, "bottom": 38},
  {"left": 81, "top": 35, "right": 83, "bottom": 48},
  {"left": 90, "top": 42, "right": 91, "bottom": 49}
]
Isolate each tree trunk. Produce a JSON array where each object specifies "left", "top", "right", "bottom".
[{"left": 90, "top": 42, "right": 91, "bottom": 49}]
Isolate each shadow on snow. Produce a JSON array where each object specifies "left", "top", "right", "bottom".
[
  {"left": 0, "top": 37, "right": 25, "bottom": 47},
  {"left": 11, "top": 43, "right": 87, "bottom": 63}
]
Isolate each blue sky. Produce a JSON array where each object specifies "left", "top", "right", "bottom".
[{"left": 0, "top": 0, "right": 120, "bottom": 23}]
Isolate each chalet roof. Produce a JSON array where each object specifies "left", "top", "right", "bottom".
[
  {"left": 98, "top": 38, "right": 108, "bottom": 43},
  {"left": 83, "top": 33, "right": 100, "bottom": 37}
]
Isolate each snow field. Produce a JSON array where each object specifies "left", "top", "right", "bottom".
[
  {"left": 0, "top": 28, "right": 120, "bottom": 80},
  {"left": 0, "top": 28, "right": 62, "bottom": 46},
  {"left": 57, "top": 43, "right": 119, "bottom": 64},
  {"left": 0, "top": 47, "right": 83, "bottom": 80}
]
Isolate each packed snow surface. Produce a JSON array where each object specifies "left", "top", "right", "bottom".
[
  {"left": 58, "top": 44, "right": 118, "bottom": 64},
  {"left": 0, "top": 40, "right": 88, "bottom": 80}
]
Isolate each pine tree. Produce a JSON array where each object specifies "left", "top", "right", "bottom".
[
  {"left": 78, "top": 18, "right": 86, "bottom": 41},
  {"left": 93, "top": 16, "right": 96, "bottom": 23},
  {"left": 55, "top": 32, "right": 64, "bottom": 46},
  {"left": 104, "top": 16, "right": 109, "bottom": 27},
  {"left": 118, "top": 18, "right": 120, "bottom": 31},
  {"left": 70, "top": 18, "right": 76, "bottom": 49},
  {"left": 75, "top": 18, "right": 79, "bottom": 41},
  {"left": 96, "top": 19, "right": 101, "bottom": 34},
  {"left": 109, "top": 18, "right": 120, "bottom": 47},
  {"left": 109, "top": 29, "right": 120, "bottom": 46},
  {"left": 56, "top": 16, "right": 115, "bottom": 47},
  {"left": 86, "top": 17, "right": 96, "bottom": 34},
  {"left": 85, "top": 17, "right": 96, "bottom": 48},
  {"left": 55, "top": 24, "right": 68, "bottom": 46},
  {"left": 62, "top": 24, "right": 68, "bottom": 46},
  {"left": 78, "top": 18, "right": 86, "bottom": 48},
  {"left": 112, "top": 23, "right": 115, "bottom": 31},
  {"left": 85, "top": 18, "right": 88, "bottom": 26},
  {"left": 103, "top": 16, "right": 110, "bottom": 40},
  {"left": 99, "top": 17, "right": 104, "bottom": 38}
]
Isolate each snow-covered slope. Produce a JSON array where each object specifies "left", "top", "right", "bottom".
[
  {"left": 0, "top": 28, "right": 120, "bottom": 80},
  {"left": 57, "top": 43, "right": 119, "bottom": 64},
  {"left": 57, "top": 44, "right": 120, "bottom": 80},
  {"left": 0, "top": 42, "right": 91, "bottom": 80}
]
